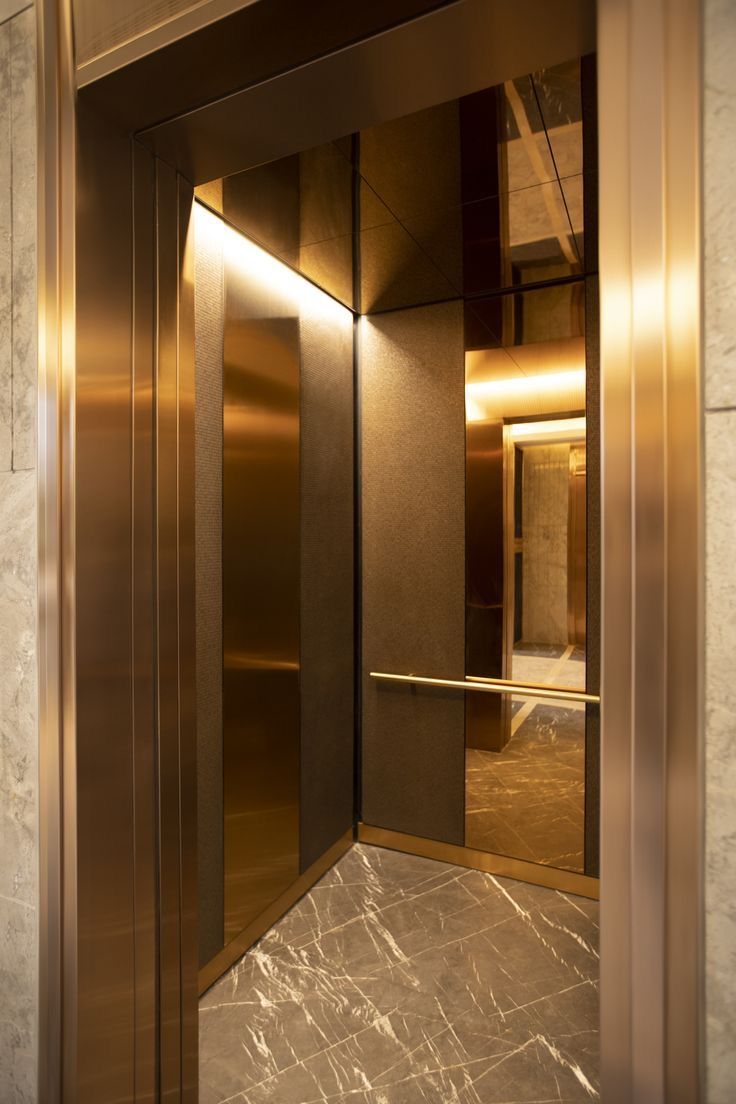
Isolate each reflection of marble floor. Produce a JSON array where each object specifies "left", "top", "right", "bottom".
[
  {"left": 466, "top": 704, "right": 585, "bottom": 871},
  {"left": 467, "top": 643, "right": 587, "bottom": 872},
  {"left": 200, "top": 844, "right": 599, "bottom": 1103}
]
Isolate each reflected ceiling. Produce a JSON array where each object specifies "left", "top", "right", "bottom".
[{"left": 195, "top": 57, "right": 595, "bottom": 317}]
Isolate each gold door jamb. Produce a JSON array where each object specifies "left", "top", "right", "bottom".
[
  {"left": 598, "top": 0, "right": 703, "bottom": 1100},
  {"left": 37, "top": 1, "right": 703, "bottom": 1100}
]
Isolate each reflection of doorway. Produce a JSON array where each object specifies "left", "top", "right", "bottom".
[
  {"left": 503, "top": 416, "right": 587, "bottom": 680},
  {"left": 465, "top": 415, "right": 591, "bottom": 873}
]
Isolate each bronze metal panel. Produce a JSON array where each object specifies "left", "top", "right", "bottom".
[
  {"left": 131, "top": 139, "right": 158, "bottom": 1104},
  {"left": 155, "top": 159, "right": 184, "bottom": 1101},
  {"left": 177, "top": 175, "right": 198, "bottom": 1104},
  {"left": 75, "top": 98, "right": 135, "bottom": 1103},
  {"left": 465, "top": 417, "right": 508, "bottom": 751},
  {"left": 138, "top": 0, "right": 596, "bottom": 186},
  {"left": 77, "top": 0, "right": 459, "bottom": 123},
  {"left": 598, "top": 0, "right": 703, "bottom": 1099},
  {"left": 37, "top": 1, "right": 76, "bottom": 1099},
  {"left": 664, "top": 2, "right": 704, "bottom": 1097},
  {"left": 153, "top": 168, "right": 198, "bottom": 1103},
  {"left": 222, "top": 228, "right": 301, "bottom": 940}
]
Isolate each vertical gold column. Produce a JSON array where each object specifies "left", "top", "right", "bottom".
[
  {"left": 36, "top": 1, "right": 76, "bottom": 1100},
  {"left": 598, "top": 0, "right": 702, "bottom": 1101}
]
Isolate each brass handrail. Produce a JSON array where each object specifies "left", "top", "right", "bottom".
[{"left": 369, "top": 671, "right": 600, "bottom": 705}]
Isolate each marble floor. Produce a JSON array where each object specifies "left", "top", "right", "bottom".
[
  {"left": 200, "top": 844, "right": 599, "bottom": 1104},
  {"left": 466, "top": 644, "right": 586, "bottom": 872}
]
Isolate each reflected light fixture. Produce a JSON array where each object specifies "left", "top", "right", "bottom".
[
  {"left": 193, "top": 200, "right": 352, "bottom": 327},
  {"left": 465, "top": 368, "right": 586, "bottom": 421},
  {"left": 509, "top": 416, "right": 586, "bottom": 444}
]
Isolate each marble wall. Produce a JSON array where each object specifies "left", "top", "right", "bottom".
[
  {"left": 521, "top": 443, "right": 570, "bottom": 646},
  {"left": 705, "top": 1, "right": 736, "bottom": 1100},
  {"left": 0, "top": 3, "right": 38, "bottom": 1102}
]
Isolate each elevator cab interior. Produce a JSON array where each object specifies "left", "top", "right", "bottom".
[{"left": 190, "top": 50, "right": 600, "bottom": 990}]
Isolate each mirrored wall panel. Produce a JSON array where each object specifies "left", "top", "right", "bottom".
[{"left": 463, "top": 56, "right": 597, "bottom": 876}]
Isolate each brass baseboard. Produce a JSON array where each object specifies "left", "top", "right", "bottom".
[
  {"left": 357, "top": 823, "right": 599, "bottom": 900},
  {"left": 198, "top": 829, "right": 354, "bottom": 995}
]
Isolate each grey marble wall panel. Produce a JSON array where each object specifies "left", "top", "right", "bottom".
[
  {"left": 705, "top": 0, "right": 736, "bottom": 410},
  {"left": 10, "top": 7, "right": 36, "bottom": 473},
  {"left": 0, "top": 6, "right": 37, "bottom": 1102},
  {"left": 521, "top": 443, "right": 569, "bottom": 646},
  {"left": 705, "top": 410, "right": 736, "bottom": 1104},
  {"left": 0, "top": 24, "right": 11, "bottom": 470},
  {"left": 0, "top": 2, "right": 31, "bottom": 25},
  {"left": 0, "top": 469, "right": 36, "bottom": 1103},
  {"left": 705, "top": 1, "right": 736, "bottom": 1100},
  {"left": 361, "top": 301, "right": 466, "bottom": 845}
]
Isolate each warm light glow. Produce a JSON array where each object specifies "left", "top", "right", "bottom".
[
  {"left": 465, "top": 368, "right": 586, "bottom": 421},
  {"left": 194, "top": 200, "right": 352, "bottom": 327},
  {"left": 509, "top": 416, "right": 586, "bottom": 443}
]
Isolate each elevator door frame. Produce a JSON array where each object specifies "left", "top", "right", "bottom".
[{"left": 37, "top": 0, "right": 703, "bottom": 1102}]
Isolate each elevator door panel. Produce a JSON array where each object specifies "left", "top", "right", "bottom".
[{"left": 222, "top": 243, "right": 300, "bottom": 941}]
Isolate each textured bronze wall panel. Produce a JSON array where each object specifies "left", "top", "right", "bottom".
[
  {"left": 194, "top": 206, "right": 224, "bottom": 966},
  {"left": 361, "top": 301, "right": 466, "bottom": 844},
  {"left": 299, "top": 313, "right": 355, "bottom": 871}
]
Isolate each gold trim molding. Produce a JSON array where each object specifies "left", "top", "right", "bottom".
[{"left": 357, "top": 824, "right": 599, "bottom": 901}]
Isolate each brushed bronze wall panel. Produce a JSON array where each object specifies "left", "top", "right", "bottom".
[
  {"left": 75, "top": 100, "right": 136, "bottom": 1103},
  {"left": 131, "top": 138, "right": 158, "bottom": 1104},
  {"left": 177, "top": 175, "right": 198, "bottom": 1103},
  {"left": 299, "top": 313, "right": 355, "bottom": 871},
  {"left": 222, "top": 247, "right": 300, "bottom": 941},
  {"left": 361, "top": 301, "right": 466, "bottom": 845},
  {"left": 155, "top": 159, "right": 184, "bottom": 1100}
]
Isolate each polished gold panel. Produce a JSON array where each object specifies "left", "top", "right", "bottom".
[
  {"left": 221, "top": 215, "right": 301, "bottom": 941},
  {"left": 199, "top": 830, "right": 353, "bottom": 996},
  {"left": 357, "top": 824, "right": 598, "bottom": 900}
]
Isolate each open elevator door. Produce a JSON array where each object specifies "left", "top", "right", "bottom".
[{"left": 64, "top": 4, "right": 615, "bottom": 1101}]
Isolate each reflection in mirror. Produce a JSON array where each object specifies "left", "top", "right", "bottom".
[
  {"left": 458, "top": 54, "right": 596, "bottom": 883},
  {"left": 466, "top": 693, "right": 585, "bottom": 871},
  {"left": 465, "top": 277, "right": 592, "bottom": 872}
]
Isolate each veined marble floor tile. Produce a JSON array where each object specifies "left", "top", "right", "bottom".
[{"left": 200, "top": 844, "right": 599, "bottom": 1104}]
